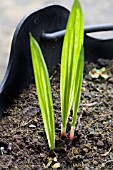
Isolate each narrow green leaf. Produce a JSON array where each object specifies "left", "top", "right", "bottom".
[
  {"left": 70, "top": 47, "right": 84, "bottom": 141},
  {"left": 60, "top": 0, "right": 84, "bottom": 135},
  {"left": 30, "top": 34, "right": 55, "bottom": 150}
]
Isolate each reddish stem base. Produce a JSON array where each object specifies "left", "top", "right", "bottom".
[{"left": 60, "top": 132, "right": 66, "bottom": 138}]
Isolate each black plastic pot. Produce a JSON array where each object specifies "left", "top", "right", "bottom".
[{"left": 0, "top": 4, "right": 113, "bottom": 118}]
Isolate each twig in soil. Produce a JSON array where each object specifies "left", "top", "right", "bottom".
[
  {"left": 101, "top": 147, "right": 112, "bottom": 157},
  {"left": 76, "top": 114, "right": 82, "bottom": 131},
  {"left": 90, "top": 65, "right": 113, "bottom": 79},
  {"left": 80, "top": 102, "right": 97, "bottom": 107},
  {"left": 50, "top": 64, "right": 60, "bottom": 80},
  {"left": 101, "top": 65, "right": 113, "bottom": 75},
  {"left": 13, "top": 142, "right": 21, "bottom": 150},
  {"left": 50, "top": 70, "right": 58, "bottom": 80}
]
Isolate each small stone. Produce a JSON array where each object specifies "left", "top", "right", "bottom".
[
  {"left": 93, "top": 146, "right": 97, "bottom": 150},
  {"left": 29, "top": 124, "right": 36, "bottom": 128},
  {"left": 83, "top": 107, "right": 87, "bottom": 112},
  {"left": 97, "top": 58, "right": 108, "bottom": 66},
  {"left": 0, "top": 147, "right": 5, "bottom": 155},
  {"left": 83, "top": 148, "right": 88, "bottom": 153},
  {"left": 101, "top": 163, "right": 105, "bottom": 168},
  {"left": 95, "top": 168, "right": 99, "bottom": 170},
  {"left": 40, "top": 153, "right": 45, "bottom": 158},
  {"left": 82, "top": 87, "right": 86, "bottom": 92},
  {"left": 53, "top": 157, "right": 57, "bottom": 162},
  {"left": 52, "top": 162, "right": 60, "bottom": 169},
  {"left": 108, "top": 78, "right": 113, "bottom": 83},
  {"left": 84, "top": 166, "right": 90, "bottom": 170},
  {"left": 93, "top": 160, "right": 98, "bottom": 165},
  {"left": 7, "top": 143, "right": 12, "bottom": 151},
  {"left": 97, "top": 140, "right": 104, "bottom": 147},
  {"left": 110, "top": 153, "right": 113, "bottom": 159},
  {"left": 85, "top": 74, "right": 92, "bottom": 81}
]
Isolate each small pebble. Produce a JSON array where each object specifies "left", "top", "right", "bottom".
[
  {"left": 97, "top": 58, "right": 108, "bottom": 66},
  {"left": 83, "top": 148, "right": 89, "bottom": 153},
  {"left": 110, "top": 153, "right": 113, "bottom": 159},
  {"left": 0, "top": 147, "right": 5, "bottom": 155},
  {"left": 101, "top": 163, "right": 105, "bottom": 168},
  {"left": 108, "top": 78, "right": 113, "bottom": 83},
  {"left": 83, "top": 107, "right": 87, "bottom": 112},
  {"left": 93, "top": 160, "right": 98, "bottom": 165},
  {"left": 84, "top": 166, "right": 90, "bottom": 170},
  {"left": 82, "top": 87, "right": 86, "bottom": 92},
  {"left": 29, "top": 124, "right": 36, "bottom": 128},
  {"left": 7, "top": 143, "right": 12, "bottom": 151},
  {"left": 85, "top": 75, "right": 92, "bottom": 81},
  {"left": 97, "top": 140, "right": 104, "bottom": 147}
]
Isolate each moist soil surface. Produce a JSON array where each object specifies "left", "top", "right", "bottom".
[{"left": 0, "top": 59, "right": 113, "bottom": 170}]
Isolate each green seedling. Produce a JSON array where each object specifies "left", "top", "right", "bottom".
[
  {"left": 70, "top": 47, "right": 84, "bottom": 141},
  {"left": 30, "top": 34, "right": 55, "bottom": 150},
  {"left": 60, "top": 0, "right": 84, "bottom": 138},
  {"left": 30, "top": 0, "right": 84, "bottom": 149}
]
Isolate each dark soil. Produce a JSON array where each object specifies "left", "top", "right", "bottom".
[{"left": 0, "top": 59, "right": 113, "bottom": 170}]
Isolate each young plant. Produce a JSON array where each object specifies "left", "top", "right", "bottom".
[
  {"left": 30, "top": 34, "right": 55, "bottom": 150},
  {"left": 70, "top": 47, "right": 84, "bottom": 141},
  {"left": 30, "top": 0, "right": 84, "bottom": 149},
  {"left": 60, "top": 0, "right": 84, "bottom": 137}
]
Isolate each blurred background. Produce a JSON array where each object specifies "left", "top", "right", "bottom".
[{"left": 0, "top": 0, "right": 113, "bottom": 83}]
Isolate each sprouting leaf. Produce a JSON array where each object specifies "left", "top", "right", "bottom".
[
  {"left": 89, "top": 67, "right": 111, "bottom": 79},
  {"left": 70, "top": 47, "right": 84, "bottom": 141},
  {"left": 30, "top": 34, "right": 55, "bottom": 150},
  {"left": 60, "top": 0, "right": 84, "bottom": 136}
]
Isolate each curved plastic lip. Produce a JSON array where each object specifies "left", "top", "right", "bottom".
[
  {"left": 13, "top": 4, "right": 69, "bottom": 45},
  {"left": 41, "top": 23, "right": 113, "bottom": 41},
  {"left": 0, "top": 4, "right": 69, "bottom": 93},
  {"left": 0, "top": 4, "right": 70, "bottom": 118},
  {"left": 0, "top": 4, "right": 113, "bottom": 118}
]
